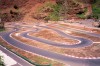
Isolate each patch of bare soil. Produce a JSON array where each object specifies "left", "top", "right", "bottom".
[
  {"left": 0, "top": 37, "right": 64, "bottom": 66},
  {"left": 12, "top": 32, "right": 100, "bottom": 57},
  {"left": 29, "top": 29, "right": 78, "bottom": 45}
]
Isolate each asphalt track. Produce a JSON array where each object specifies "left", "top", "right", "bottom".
[
  {"left": 0, "top": 25, "right": 100, "bottom": 66},
  {"left": 20, "top": 27, "right": 93, "bottom": 48},
  {"left": 52, "top": 24, "right": 100, "bottom": 38}
]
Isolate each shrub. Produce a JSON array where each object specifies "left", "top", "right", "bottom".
[
  {"left": 10, "top": 10, "right": 13, "bottom": 14},
  {"left": 76, "top": 8, "right": 88, "bottom": 19},
  {"left": 49, "top": 3, "right": 62, "bottom": 21},
  {"left": 14, "top": 5, "right": 19, "bottom": 9},
  {"left": 92, "top": 0, "right": 100, "bottom": 19},
  {"left": 36, "top": 1, "right": 62, "bottom": 21},
  {"left": 0, "top": 56, "right": 5, "bottom": 66}
]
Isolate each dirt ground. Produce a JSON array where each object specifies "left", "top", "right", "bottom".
[{"left": 29, "top": 29, "right": 78, "bottom": 45}]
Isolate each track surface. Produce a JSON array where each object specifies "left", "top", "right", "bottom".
[
  {"left": 21, "top": 27, "right": 93, "bottom": 48},
  {"left": 0, "top": 23, "right": 100, "bottom": 66}
]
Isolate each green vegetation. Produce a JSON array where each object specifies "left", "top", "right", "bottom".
[
  {"left": 76, "top": 8, "right": 88, "bottom": 19},
  {"left": 49, "top": 4, "right": 62, "bottom": 21},
  {"left": 92, "top": 0, "right": 100, "bottom": 19},
  {"left": 77, "top": 14, "right": 86, "bottom": 19},
  {"left": 37, "top": 1, "right": 62, "bottom": 21},
  {"left": 0, "top": 56, "right": 4, "bottom": 66},
  {"left": 36, "top": 2, "right": 54, "bottom": 13}
]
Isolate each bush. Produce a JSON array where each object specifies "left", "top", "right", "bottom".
[
  {"left": 10, "top": 10, "right": 13, "bottom": 14},
  {"left": 14, "top": 5, "right": 19, "bottom": 9},
  {"left": 0, "top": 56, "right": 5, "bottom": 66},
  {"left": 92, "top": 0, "right": 100, "bottom": 19},
  {"left": 36, "top": 1, "right": 62, "bottom": 21},
  {"left": 49, "top": 4, "right": 62, "bottom": 21},
  {"left": 76, "top": 8, "right": 87, "bottom": 19}
]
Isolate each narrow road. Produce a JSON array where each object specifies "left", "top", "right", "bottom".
[{"left": 0, "top": 45, "right": 33, "bottom": 66}]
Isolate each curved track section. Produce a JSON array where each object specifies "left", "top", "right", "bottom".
[
  {"left": 51, "top": 24, "right": 100, "bottom": 38},
  {"left": 1, "top": 31, "right": 100, "bottom": 66},
  {"left": 0, "top": 24, "right": 100, "bottom": 66},
  {"left": 20, "top": 27, "right": 93, "bottom": 48}
]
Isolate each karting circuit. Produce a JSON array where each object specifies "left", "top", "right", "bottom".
[{"left": 0, "top": 22, "right": 100, "bottom": 66}]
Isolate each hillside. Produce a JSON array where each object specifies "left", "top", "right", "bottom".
[{"left": 0, "top": 0, "right": 99, "bottom": 22}]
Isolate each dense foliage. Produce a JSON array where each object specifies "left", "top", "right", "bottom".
[
  {"left": 36, "top": 1, "right": 62, "bottom": 21},
  {"left": 48, "top": 3, "right": 62, "bottom": 21},
  {"left": 92, "top": 0, "right": 100, "bottom": 19}
]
